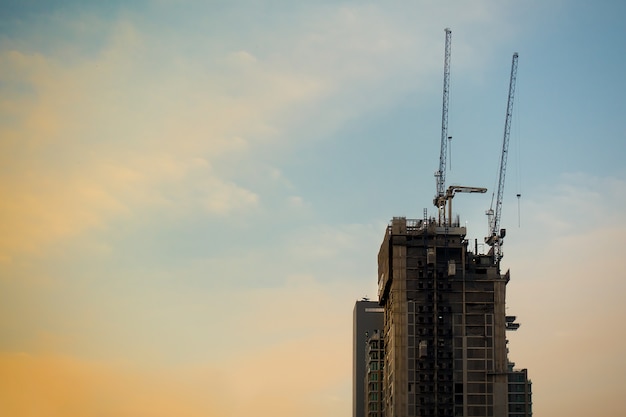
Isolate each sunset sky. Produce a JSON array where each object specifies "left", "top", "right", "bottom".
[{"left": 1, "top": 1, "right": 625, "bottom": 416}]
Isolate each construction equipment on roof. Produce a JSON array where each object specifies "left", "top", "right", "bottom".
[
  {"left": 433, "top": 28, "right": 486, "bottom": 226},
  {"left": 433, "top": 28, "right": 452, "bottom": 224},
  {"left": 486, "top": 52, "right": 519, "bottom": 262}
]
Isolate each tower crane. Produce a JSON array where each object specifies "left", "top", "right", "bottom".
[
  {"left": 433, "top": 28, "right": 452, "bottom": 224},
  {"left": 486, "top": 52, "right": 519, "bottom": 262},
  {"left": 433, "top": 29, "right": 486, "bottom": 226}
]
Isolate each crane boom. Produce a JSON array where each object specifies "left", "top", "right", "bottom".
[
  {"left": 486, "top": 52, "right": 519, "bottom": 261},
  {"left": 434, "top": 28, "right": 452, "bottom": 215},
  {"left": 445, "top": 185, "right": 487, "bottom": 224}
]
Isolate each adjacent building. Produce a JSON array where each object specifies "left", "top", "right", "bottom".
[
  {"left": 353, "top": 299, "right": 384, "bottom": 417},
  {"left": 365, "top": 329, "right": 385, "bottom": 417},
  {"left": 508, "top": 365, "right": 532, "bottom": 417}
]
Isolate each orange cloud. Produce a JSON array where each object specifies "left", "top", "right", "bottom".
[
  {"left": 0, "top": 352, "right": 227, "bottom": 417},
  {"left": 0, "top": 337, "right": 350, "bottom": 417}
]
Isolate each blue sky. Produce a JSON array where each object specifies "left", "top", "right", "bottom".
[{"left": 1, "top": 1, "right": 625, "bottom": 416}]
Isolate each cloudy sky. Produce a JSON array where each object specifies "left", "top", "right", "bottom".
[{"left": 1, "top": 1, "right": 625, "bottom": 416}]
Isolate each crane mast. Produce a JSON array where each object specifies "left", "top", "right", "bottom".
[
  {"left": 434, "top": 28, "right": 452, "bottom": 222},
  {"left": 486, "top": 52, "right": 519, "bottom": 262}
]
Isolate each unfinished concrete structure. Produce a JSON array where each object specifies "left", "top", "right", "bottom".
[{"left": 377, "top": 216, "right": 528, "bottom": 417}]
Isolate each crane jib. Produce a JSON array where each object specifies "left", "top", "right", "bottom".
[
  {"left": 486, "top": 52, "right": 519, "bottom": 262},
  {"left": 435, "top": 28, "right": 452, "bottom": 214}
]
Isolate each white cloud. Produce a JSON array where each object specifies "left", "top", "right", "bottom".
[
  {"left": 0, "top": 20, "right": 314, "bottom": 258},
  {"left": 202, "top": 179, "right": 259, "bottom": 215},
  {"left": 287, "top": 195, "right": 306, "bottom": 208},
  {"left": 0, "top": 1, "right": 520, "bottom": 261}
]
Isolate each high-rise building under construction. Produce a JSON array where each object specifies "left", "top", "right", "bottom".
[
  {"left": 354, "top": 29, "right": 531, "bottom": 417},
  {"left": 376, "top": 216, "right": 530, "bottom": 417}
]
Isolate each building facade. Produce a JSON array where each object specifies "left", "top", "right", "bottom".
[
  {"left": 365, "top": 330, "right": 385, "bottom": 417},
  {"left": 376, "top": 216, "right": 530, "bottom": 417},
  {"left": 508, "top": 366, "right": 532, "bottom": 417}
]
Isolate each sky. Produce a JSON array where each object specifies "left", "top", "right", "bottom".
[{"left": 1, "top": 0, "right": 626, "bottom": 416}]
